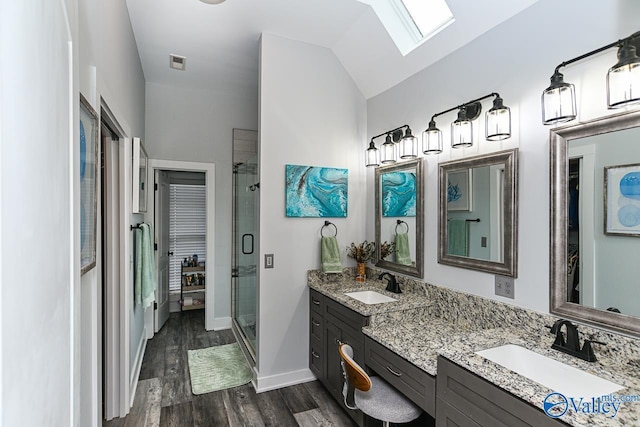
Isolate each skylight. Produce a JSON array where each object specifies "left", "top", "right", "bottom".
[
  {"left": 356, "top": 0, "right": 456, "bottom": 56},
  {"left": 400, "top": 0, "right": 454, "bottom": 41}
]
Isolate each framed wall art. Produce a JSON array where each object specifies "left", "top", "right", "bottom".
[
  {"left": 381, "top": 171, "right": 416, "bottom": 217},
  {"left": 285, "top": 164, "right": 348, "bottom": 217},
  {"left": 605, "top": 163, "right": 640, "bottom": 236},
  {"left": 447, "top": 169, "right": 473, "bottom": 211},
  {"left": 80, "top": 94, "right": 98, "bottom": 275}
]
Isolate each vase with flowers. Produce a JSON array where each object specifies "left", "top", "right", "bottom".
[
  {"left": 379, "top": 241, "right": 395, "bottom": 260},
  {"left": 346, "top": 240, "right": 376, "bottom": 282}
]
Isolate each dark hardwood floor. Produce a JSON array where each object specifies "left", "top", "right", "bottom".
[{"left": 106, "top": 310, "right": 358, "bottom": 426}]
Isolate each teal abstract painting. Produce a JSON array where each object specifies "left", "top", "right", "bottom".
[
  {"left": 286, "top": 165, "right": 348, "bottom": 217},
  {"left": 382, "top": 171, "right": 416, "bottom": 217}
]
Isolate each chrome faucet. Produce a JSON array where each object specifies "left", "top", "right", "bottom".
[
  {"left": 549, "top": 319, "right": 606, "bottom": 362},
  {"left": 378, "top": 272, "right": 401, "bottom": 294}
]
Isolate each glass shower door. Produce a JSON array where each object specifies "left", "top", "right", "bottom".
[{"left": 232, "top": 156, "right": 258, "bottom": 356}]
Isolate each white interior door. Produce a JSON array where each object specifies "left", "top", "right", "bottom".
[{"left": 155, "top": 170, "right": 171, "bottom": 332}]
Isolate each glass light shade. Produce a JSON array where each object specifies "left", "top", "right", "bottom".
[
  {"left": 399, "top": 127, "right": 418, "bottom": 159},
  {"left": 542, "top": 71, "right": 576, "bottom": 125},
  {"left": 365, "top": 141, "right": 380, "bottom": 167},
  {"left": 607, "top": 43, "right": 640, "bottom": 109},
  {"left": 422, "top": 120, "right": 442, "bottom": 154},
  {"left": 451, "top": 109, "right": 473, "bottom": 148},
  {"left": 380, "top": 135, "right": 397, "bottom": 164},
  {"left": 486, "top": 96, "right": 511, "bottom": 141}
]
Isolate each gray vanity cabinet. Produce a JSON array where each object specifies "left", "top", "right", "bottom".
[
  {"left": 436, "top": 356, "right": 565, "bottom": 427},
  {"left": 309, "top": 289, "right": 367, "bottom": 426},
  {"left": 364, "top": 336, "right": 436, "bottom": 417}
]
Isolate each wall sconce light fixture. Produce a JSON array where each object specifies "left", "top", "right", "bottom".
[
  {"left": 422, "top": 92, "right": 511, "bottom": 154},
  {"left": 542, "top": 31, "right": 640, "bottom": 125},
  {"left": 365, "top": 125, "right": 416, "bottom": 168}
]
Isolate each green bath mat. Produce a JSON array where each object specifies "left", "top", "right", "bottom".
[{"left": 187, "top": 343, "right": 253, "bottom": 395}]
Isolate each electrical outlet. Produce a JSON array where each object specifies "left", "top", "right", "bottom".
[
  {"left": 265, "top": 254, "right": 274, "bottom": 269},
  {"left": 495, "top": 275, "right": 515, "bottom": 299}
]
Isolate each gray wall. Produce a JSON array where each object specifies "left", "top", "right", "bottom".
[
  {"left": 257, "top": 33, "right": 367, "bottom": 390},
  {"left": 144, "top": 82, "right": 258, "bottom": 326},
  {"left": 366, "top": 0, "right": 640, "bottom": 313}
]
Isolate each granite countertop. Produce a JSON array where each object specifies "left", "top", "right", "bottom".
[
  {"left": 308, "top": 273, "right": 432, "bottom": 316},
  {"left": 308, "top": 270, "right": 640, "bottom": 426},
  {"left": 363, "top": 317, "right": 468, "bottom": 376},
  {"left": 365, "top": 318, "right": 640, "bottom": 426},
  {"left": 439, "top": 328, "right": 640, "bottom": 427}
]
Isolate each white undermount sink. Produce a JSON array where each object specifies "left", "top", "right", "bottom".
[
  {"left": 476, "top": 344, "right": 624, "bottom": 398},
  {"left": 344, "top": 290, "right": 398, "bottom": 305}
]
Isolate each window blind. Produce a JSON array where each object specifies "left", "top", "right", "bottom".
[{"left": 169, "top": 184, "right": 206, "bottom": 293}]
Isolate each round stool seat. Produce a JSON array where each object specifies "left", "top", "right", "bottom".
[{"left": 354, "top": 376, "right": 422, "bottom": 423}]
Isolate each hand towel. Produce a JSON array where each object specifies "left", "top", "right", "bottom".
[
  {"left": 448, "top": 219, "right": 468, "bottom": 257},
  {"left": 135, "top": 228, "right": 142, "bottom": 305},
  {"left": 395, "top": 232, "right": 412, "bottom": 265},
  {"left": 321, "top": 236, "right": 342, "bottom": 273},
  {"left": 138, "top": 223, "right": 156, "bottom": 308}
]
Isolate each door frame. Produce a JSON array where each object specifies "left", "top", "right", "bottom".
[
  {"left": 145, "top": 159, "right": 216, "bottom": 334},
  {"left": 154, "top": 169, "right": 171, "bottom": 333},
  {"left": 100, "top": 99, "right": 133, "bottom": 420}
]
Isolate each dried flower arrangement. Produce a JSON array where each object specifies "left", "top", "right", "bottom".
[
  {"left": 379, "top": 241, "right": 395, "bottom": 260},
  {"left": 346, "top": 241, "right": 376, "bottom": 263}
]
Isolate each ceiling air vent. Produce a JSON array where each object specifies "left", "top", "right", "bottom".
[{"left": 169, "top": 54, "right": 186, "bottom": 71}]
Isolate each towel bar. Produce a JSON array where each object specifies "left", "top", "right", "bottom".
[
  {"left": 446, "top": 218, "right": 481, "bottom": 223},
  {"left": 130, "top": 223, "right": 143, "bottom": 230}
]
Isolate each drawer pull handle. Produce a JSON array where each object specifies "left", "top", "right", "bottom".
[
  {"left": 312, "top": 320, "right": 320, "bottom": 327},
  {"left": 312, "top": 299, "right": 320, "bottom": 305},
  {"left": 311, "top": 351, "right": 320, "bottom": 359},
  {"left": 336, "top": 339, "right": 344, "bottom": 346},
  {"left": 386, "top": 366, "right": 402, "bottom": 377}
]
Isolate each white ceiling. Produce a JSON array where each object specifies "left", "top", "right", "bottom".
[{"left": 126, "top": 0, "right": 538, "bottom": 99}]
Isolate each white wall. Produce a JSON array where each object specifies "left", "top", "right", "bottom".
[
  {"left": 1, "top": 1, "right": 77, "bottom": 426},
  {"left": 257, "top": 33, "right": 367, "bottom": 390},
  {"left": 366, "top": 0, "right": 640, "bottom": 313},
  {"left": 144, "top": 82, "right": 258, "bottom": 328},
  {"left": 77, "top": 0, "right": 146, "bottom": 423}
]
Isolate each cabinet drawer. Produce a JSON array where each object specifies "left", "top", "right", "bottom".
[
  {"left": 364, "top": 336, "right": 435, "bottom": 416},
  {"left": 310, "top": 337, "right": 324, "bottom": 379},
  {"left": 324, "top": 297, "right": 368, "bottom": 336},
  {"left": 437, "top": 356, "right": 565, "bottom": 427},
  {"left": 310, "top": 312, "right": 324, "bottom": 343},
  {"left": 310, "top": 289, "right": 325, "bottom": 314}
]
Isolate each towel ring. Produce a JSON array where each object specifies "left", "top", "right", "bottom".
[
  {"left": 395, "top": 220, "right": 409, "bottom": 234},
  {"left": 321, "top": 221, "right": 338, "bottom": 237}
]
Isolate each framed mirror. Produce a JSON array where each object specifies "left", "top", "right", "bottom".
[
  {"left": 438, "top": 149, "right": 518, "bottom": 277},
  {"left": 132, "top": 137, "right": 148, "bottom": 213},
  {"left": 375, "top": 158, "right": 424, "bottom": 278},
  {"left": 550, "top": 109, "right": 640, "bottom": 336}
]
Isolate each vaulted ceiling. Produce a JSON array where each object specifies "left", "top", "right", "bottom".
[{"left": 126, "top": 0, "right": 538, "bottom": 99}]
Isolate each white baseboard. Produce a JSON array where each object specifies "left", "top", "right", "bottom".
[
  {"left": 253, "top": 368, "right": 316, "bottom": 393},
  {"left": 129, "top": 328, "right": 147, "bottom": 407},
  {"left": 211, "top": 316, "right": 232, "bottom": 331}
]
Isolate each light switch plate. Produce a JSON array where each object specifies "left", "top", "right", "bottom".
[
  {"left": 495, "top": 275, "right": 515, "bottom": 299},
  {"left": 265, "top": 254, "right": 274, "bottom": 269}
]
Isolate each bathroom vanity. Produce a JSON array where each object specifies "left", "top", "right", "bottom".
[
  {"left": 310, "top": 288, "right": 368, "bottom": 426},
  {"left": 308, "top": 270, "right": 640, "bottom": 427}
]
